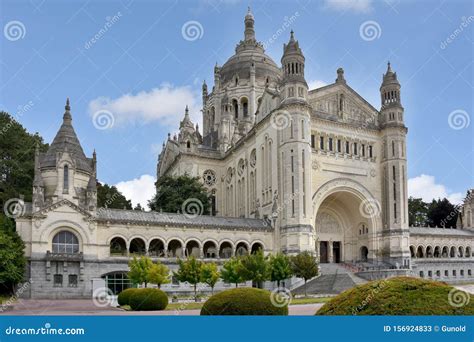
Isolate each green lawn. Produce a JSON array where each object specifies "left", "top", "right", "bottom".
[{"left": 291, "top": 297, "right": 332, "bottom": 305}]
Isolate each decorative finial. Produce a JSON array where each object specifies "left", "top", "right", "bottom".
[
  {"left": 387, "top": 61, "right": 392, "bottom": 72},
  {"left": 63, "top": 98, "right": 72, "bottom": 123},
  {"left": 290, "top": 30, "right": 295, "bottom": 41},
  {"left": 336, "top": 67, "right": 346, "bottom": 83}
]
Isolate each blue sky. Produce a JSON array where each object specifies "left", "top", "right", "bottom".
[{"left": 1, "top": 0, "right": 472, "bottom": 207}]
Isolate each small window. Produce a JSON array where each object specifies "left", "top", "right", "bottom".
[
  {"left": 63, "top": 165, "right": 69, "bottom": 194},
  {"left": 319, "top": 136, "right": 324, "bottom": 150},
  {"left": 311, "top": 135, "right": 315, "bottom": 149},
  {"left": 353, "top": 143, "right": 358, "bottom": 155},
  {"left": 460, "top": 270, "right": 464, "bottom": 276},
  {"left": 186, "top": 141, "right": 191, "bottom": 149},
  {"left": 68, "top": 274, "right": 78, "bottom": 287},
  {"left": 369, "top": 145, "right": 373, "bottom": 158},
  {"left": 328, "top": 138, "right": 333, "bottom": 151},
  {"left": 345, "top": 141, "right": 350, "bottom": 154},
  {"left": 445, "top": 270, "right": 449, "bottom": 277},
  {"left": 54, "top": 274, "right": 63, "bottom": 287},
  {"left": 362, "top": 144, "right": 365, "bottom": 157},
  {"left": 337, "top": 139, "right": 342, "bottom": 153},
  {"left": 453, "top": 270, "right": 456, "bottom": 277}
]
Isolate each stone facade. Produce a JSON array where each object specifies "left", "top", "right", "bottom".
[{"left": 15, "top": 10, "right": 474, "bottom": 298}]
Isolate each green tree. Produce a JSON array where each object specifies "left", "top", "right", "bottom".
[
  {"left": 0, "top": 111, "right": 48, "bottom": 208},
  {"left": 128, "top": 256, "right": 153, "bottom": 287},
  {"left": 220, "top": 257, "right": 244, "bottom": 288},
  {"left": 146, "top": 261, "right": 170, "bottom": 288},
  {"left": 0, "top": 217, "right": 26, "bottom": 294},
  {"left": 149, "top": 175, "right": 210, "bottom": 214},
  {"left": 200, "top": 262, "right": 220, "bottom": 294},
  {"left": 269, "top": 253, "right": 293, "bottom": 288},
  {"left": 427, "top": 198, "right": 458, "bottom": 228},
  {"left": 291, "top": 251, "right": 318, "bottom": 297},
  {"left": 408, "top": 197, "right": 428, "bottom": 227},
  {"left": 236, "top": 250, "right": 269, "bottom": 288},
  {"left": 174, "top": 257, "right": 203, "bottom": 301},
  {"left": 134, "top": 203, "right": 144, "bottom": 211},
  {"left": 97, "top": 182, "right": 132, "bottom": 209}
]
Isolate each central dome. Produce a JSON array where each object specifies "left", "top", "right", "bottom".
[{"left": 218, "top": 8, "right": 280, "bottom": 86}]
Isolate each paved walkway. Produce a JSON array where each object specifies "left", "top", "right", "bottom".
[{"left": 1, "top": 299, "right": 323, "bottom": 316}]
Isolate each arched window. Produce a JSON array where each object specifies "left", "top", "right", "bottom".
[
  {"left": 52, "top": 231, "right": 79, "bottom": 254},
  {"left": 203, "top": 241, "right": 217, "bottom": 258},
  {"left": 241, "top": 98, "right": 248, "bottom": 117},
  {"left": 233, "top": 99, "right": 239, "bottom": 119},
  {"left": 129, "top": 238, "right": 146, "bottom": 256},
  {"left": 219, "top": 241, "right": 233, "bottom": 258},
  {"left": 186, "top": 141, "right": 191, "bottom": 149},
  {"left": 63, "top": 165, "right": 69, "bottom": 193}
]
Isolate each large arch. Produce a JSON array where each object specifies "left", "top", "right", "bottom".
[
  {"left": 110, "top": 237, "right": 127, "bottom": 256},
  {"left": 167, "top": 239, "right": 183, "bottom": 258},
  {"left": 235, "top": 241, "right": 249, "bottom": 256},
  {"left": 149, "top": 238, "right": 165, "bottom": 257},
  {"left": 185, "top": 240, "right": 201, "bottom": 258},
  {"left": 203, "top": 240, "right": 218, "bottom": 258},
  {"left": 219, "top": 241, "right": 234, "bottom": 258},
  {"left": 312, "top": 179, "right": 382, "bottom": 264},
  {"left": 129, "top": 237, "right": 146, "bottom": 256}
]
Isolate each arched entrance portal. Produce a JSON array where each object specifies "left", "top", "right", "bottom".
[{"left": 314, "top": 183, "right": 379, "bottom": 264}]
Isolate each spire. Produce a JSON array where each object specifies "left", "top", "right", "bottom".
[
  {"left": 387, "top": 61, "right": 392, "bottom": 73},
  {"left": 63, "top": 97, "right": 72, "bottom": 124},
  {"left": 290, "top": 30, "right": 295, "bottom": 42},
  {"left": 244, "top": 7, "right": 256, "bottom": 42}
]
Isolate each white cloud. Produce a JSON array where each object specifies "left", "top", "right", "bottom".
[
  {"left": 88, "top": 83, "right": 201, "bottom": 128},
  {"left": 323, "top": 0, "right": 373, "bottom": 13},
  {"left": 408, "top": 174, "right": 464, "bottom": 205},
  {"left": 308, "top": 79, "right": 328, "bottom": 90},
  {"left": 115, "top": 174, "right": 156, "bottom": 209}
]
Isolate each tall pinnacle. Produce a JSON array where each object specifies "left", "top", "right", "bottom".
[
  {"left": 63, "top": 97, "right": 72, "bottom": 124},
  {"left": 244, "top": 7, "right": 255, "bottom": 42}
]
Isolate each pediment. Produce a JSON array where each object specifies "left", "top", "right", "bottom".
[
  {"left": 308, "top": 83, "right": 379, "bottom": 128},
  {"left": 33, "top": 199, "right": 93, "bottom": 219}
]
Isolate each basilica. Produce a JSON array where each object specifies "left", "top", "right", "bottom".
[{"left": 15, "top": 10, "right": 474, "bottom": 298}]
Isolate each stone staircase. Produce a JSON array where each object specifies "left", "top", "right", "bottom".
[{"left": 293, "top": 264, "right": 367, "bottom": 295}]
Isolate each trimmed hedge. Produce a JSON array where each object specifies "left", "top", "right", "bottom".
[
  {"left": 129, "top": 288, "right": 169, "bottom": 311},
  {"left": 117, "top": 288, "right": 139, "bottom": 306},
  {"left": 316, "top": 276, "right": 474, "bottom": 315},
  {"left": 200, "top": 288, "right": 288, "bottom": 316}
]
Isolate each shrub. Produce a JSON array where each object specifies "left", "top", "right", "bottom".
[
  {"left": 117, "top": 288, "right": 139, "bottom": 306},
  {"left": 129, "top": 288, "right": 169, "bottom": 311},
  {"left": 200, "top": 288, "right": 288, "bottom": 315},
  {"left": 316, "top": 276, "right": 474, "bottom": 315}
]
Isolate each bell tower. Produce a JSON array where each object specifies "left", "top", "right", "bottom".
[{"left": 379, "top": 62, "right": 410, "bottom": 267}]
